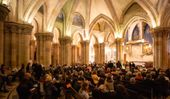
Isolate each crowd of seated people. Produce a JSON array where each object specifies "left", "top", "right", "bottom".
[
  {"left": 0, "top": 64, "right": 18, "bottom": 93},
  {"left": 1, "top": 61, "right": 169, "bottom": 99}
]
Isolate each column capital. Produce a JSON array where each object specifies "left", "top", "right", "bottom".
[
  {"left": 4, "top": 22, "right": 33, "bottom": 35},
  {"left": 4, "top": 22, "right": 20, "bottom": 33},
  {"left": 59, "top": 36, "right": 72, "bottom": 45},
  {"left": 80, "top": 40, "right": 90, "bottom": 45},
  {"left": 150, "top": 27, "right": 170, "bottom": 39},
  {"left": 115, "top": 38, "right": 124, "bottom": 42},
  {"left": 150, "top": 27, "right": 170, "bottom": 33},
  {"left": 53, "top": 43, "right": 60, "bottom": 48},
  {"left": 72, "top": 45, "right": 77, "bottom": 47},
  {"left": 94, "top": 43, "right": 99, "bottom": 47},
  {"left": 0, "top": 4, "right": 10, "bottom": 21},
  {"left": 35, "top": 32, "right": 53, "bottom": 41},
  {"left": 20, "top": 24, "right": 33, "bottom": 35}
]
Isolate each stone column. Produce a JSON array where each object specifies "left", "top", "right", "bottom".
[
  {"left": 0, "top": 5, "right": 9, "bottom": 65},
  {"left": 17, "top": 24, "right": 33, "bottom": 67},
  {"left": 94, "top": 44, "right": 99, "bottom": 64},
  {"left": 30, "top": 40, "right": 36, "bottom": 62},
  {"left": 150, "top": 27, "right": 170, "bottom": 69},
  {"left": 72, "top": 45, "right": 78, "bottom": 64},
  {"left": 59, "top": 36, "right": 72, "bottom": 65},
  {"left": 52, "top": 43, "right": 60, "bottom": 66},
  {"left": 115, "top": 38, "right": 123, "bottom": 62},
  {"left": 4, "top": 22, "right": 19, "bottom": 67},
  {"left": 99, "top": 43, "right": 105, "bottom": 64},
  {"left": 168, "top": 35, "right": 170, "bottom": 68},
  {"left": 81, "top": 41, "right": 89, "bottom": 64},
  {"left": 35, "top": 33, "right": 53, "bottom": 67}
]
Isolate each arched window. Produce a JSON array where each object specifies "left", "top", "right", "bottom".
[
  {"left": 132, "top": 25, "right": 140, "bottom": 41},
  {"left": 144, "top": 24, "right": 153, "bottom": 44}
]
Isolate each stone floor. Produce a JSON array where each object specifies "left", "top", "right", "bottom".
[{"left": 0, "top": 82, "right": 18, "bottom": 99}]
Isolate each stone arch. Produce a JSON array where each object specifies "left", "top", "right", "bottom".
[
  {"left": 32, "top": 18, "right": 39, "bottom": 40},
  {"left": 160, "top": 2, "right": 170, "bottom": 27},
  {"left": 122, "top": 2, "right": 156, "bottom": 29},
  {"left": 89, "top": 34, "right": 98, "bottom": 44},
  {"left": 72, "top": 31, "right": 83, "bottom": 45},
  {"left": 53, "top": 28, "right": 60, "bottom": 43},
  {"left": 46, "top": 1, "right": 67, "bottom": 32},
  {"left": 104, "top": 32, "right": 115, "bottom": 43},
  {"left": 24, "top": 0, "right": 45, "bottom": 23},
  {"left": 122, "top": 16, "right": 151, "bottom": 39},
  {"left": 89, "top": 14, "right": 116, "bottom": 35},
  {"left": 135, "top": 0, "right": 157, "bottom": 27}
]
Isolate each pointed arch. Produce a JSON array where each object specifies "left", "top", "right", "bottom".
[
  {"left": 122, "top": 16, "right": 151, "bottom": 39},
  {"left": 135, "top": 0, "right": 157, "bottom": 27},
  {"left": 46, "top": 0, "right": 67, "bottom": 32},
  {"left": 89, "top": 34, "right": 98, "bottom": 44},
  {"left": 24, "top": 0, "right": 45, "bottom": 23},
  {"left": 72, "top": 31, "right": 83, "bottom": 45},
  {"left": 104, "top": 32, "right": 115, "bottom": 42},
  {"left": 122, "top": 1, "right": 157, "bottom": 28},
  {"left": 89, "top": 14, "right": 116, "bottom": 36}
]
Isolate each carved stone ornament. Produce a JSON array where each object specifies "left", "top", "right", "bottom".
[
  {"left": 0, "top": 4, "right": 10, "bottom": 21},
  {"left": 35, "top": 33, "right": 54, "bottom": 41}
]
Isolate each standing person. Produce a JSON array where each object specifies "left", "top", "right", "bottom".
[
  {"left": 17, "top": 64, "right": 25, "bottom": 81},
  {"left": 116, "top": 61, "right": 122, "bottom": 69},
  {"left": 26, "top": 63, "right": 31, "bottom": 73}
]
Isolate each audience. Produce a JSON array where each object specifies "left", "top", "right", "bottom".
[{"left": 1, "top": 60, "right": 170, "bottom": 99}]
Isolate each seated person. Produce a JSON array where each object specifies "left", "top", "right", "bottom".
[
  {"left": 17, "top": 73, "right": 39, "bottom": 99},
  {"left": 0, "top": 64, "right": 9, "bottom": 92}
]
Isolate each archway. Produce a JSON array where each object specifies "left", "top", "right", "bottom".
[
  {"left": 72, "top": 32, "right": 83, "bottom": 64},
  {"left": 123, "top": 21, "right": 153, "bottom": 67},
  {"left": 105, "top": 33, "right": 116, "bottom": 62}
]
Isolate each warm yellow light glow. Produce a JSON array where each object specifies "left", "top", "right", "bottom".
[
  {"left": 115, "top": 32, "right": 122, "bottom": 39},
  {"left": 28, "top": 18, "right": 33, "bottom": 24},
  {"left": 141, "top": 39, "right": 145, "bottom": 43},
  {"left": 2, "top": 0, "right": 10, "bottom": 5},
  {"left": 152, "top": 21, "right": 158, "bottom": 28}
]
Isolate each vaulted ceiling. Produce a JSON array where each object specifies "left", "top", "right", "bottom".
[{"left": 2, "top": 0, "right": 170, "bottom": 37}]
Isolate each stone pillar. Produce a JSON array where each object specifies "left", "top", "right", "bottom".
[
  {"left": 30, "top": 40, "right": 36, "bottom": 62},
  {"left": 35, "top": 33, "right": 53, "bottom": 67},
  {"left": 17, "top": 24, "right": 33, "bottom": 67},
  {"left": 115, "top": 38, "right": 123, "bottom": 62},
  {"left": 52, "top": 43, "right": 60, "bottom": 66},
  {"left": 99, "top": 43, "right": 105, "bottom": 64},
  {"left": 80, "top": 41, "right": 89, "bottom": 64},
  {"left": 168, "top": 35, "right": 170, "bottom": 68},
  {"left": 4, "top": 22, "right": 19, "bottom": 67},
  {"left": 150, "top": 27, "right": 170, "bottom": 69},
  {"left": 94, "top": 44, "right": 99, "bottom": 64},
  {"left": 59, "top": 36, "right": 72, "bottom": 65},
  {"left": 0, "top": 5, "right": 9, "bottom": 65},
  {"left": 72, "top": 45, "right": 78, "bottom": 64}
]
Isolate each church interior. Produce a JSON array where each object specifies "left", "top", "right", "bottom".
[{"left": 0, "top": 0, "right": 170, "bottom": 99}]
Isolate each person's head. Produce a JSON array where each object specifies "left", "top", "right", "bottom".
[
  {"left": 45, "top": 74, "right": 52, "bottom": 81},
  {"left": 24, "top": 73, "right": 32, "bottom": 80},
  {"left": 106, "top": 75, "right": 113, "bottom": 82},
  {"left": 81, "top": 82, "right": 89, "bottom": 91}
]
